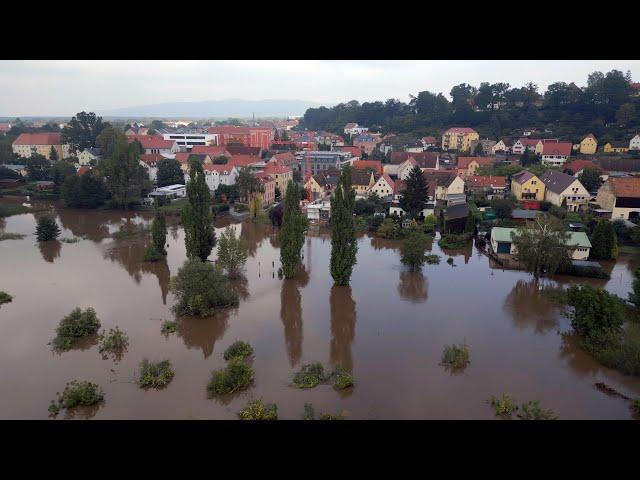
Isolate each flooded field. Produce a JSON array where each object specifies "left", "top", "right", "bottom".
[{"left": 1, "top": 198, "right": 639, "bottom": 419}]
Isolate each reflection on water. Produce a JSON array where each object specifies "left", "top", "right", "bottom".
[
  {"left": 330, "top": 286, "right": 356, "bottom": 373},
  {"left": 503, "top": 280, "right": 560, "bottom": 334},
  {"left": 397, "top": 270, "right": 429, "bottom": 304},
  {"left": 279, "top": 267, "right": 309, "bottom": 367},
  {"left": 176, "top": 311, "right": 231, "bottom": 359},
  {"left": 38, "top": 240, "right": 61, "bottom": 263},
  {"left": 62, "top": 402, "right": 103, "bottom": 420}
]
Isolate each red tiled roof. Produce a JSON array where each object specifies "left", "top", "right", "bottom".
[
  {"left": 207, "top": 126, "right": 271, "bottom": 134},
  {"left": 270, "top": 151, "right": 296, "bottom": 166},
  {"left": 390, "top": 151, "right": 438, "bottom": 168},
  {"left": 378, "top": 173, "right": 395, "bottom": 188},
  {"left": 191, "top": 146, "right": 230, "bottom": 157},
  {"left": 229, "top": 154, "right": 260, "bottom": 168},
  {"left": 542, "top": 142, "right": 572, "bottom": 156},
  {"left": 204, "top": 164, "right": 234, "bottom": 175},
  {"left": 465, "top": 175, "right": 506, "bottom": 188},
  {"left": 422, "top": 136, "right": 436, "bottom": 144},
  {"left": 457, "top": 156, "right": 492, "bottom": 169},
  {"left": 126, "top": 135, "right": 175, "bottom": 150},
  {"left": 609, "top": 177, "right": 640, "bottom": 198},
  {"left": 511, "top": 170, "right": 536, "bottom": 184},
  {"left": 264, "top": 162, "right": 292, "bottom": 175},
  {"left": 519, "top": 138, "right": 541, "bottom": 147},
  {"left": 77, "top": 167, "right": 90, "bottom": 176},
  {"left": 13, "top": 132, "right": 63, "bottom": 145},
  {"left": 563, "top": 159, "right": 605, "bottom": 174},
  {"left": 444, "top": 127, "right": 477, "bottom": 135},
  {"left": 253, "top": 171, "right": 274, "bottom": 183},
  {"left": 337, "top": 146, "right": 361, "bottom": 157},
  {"left": 0, "top": 123, "right": 12, "bottom": 132},
  {"left": 139, "top": 154, "right": 164, "bottom": 166},
  {"left": 352, "top": 160, "right": 382, "bottom": 176}
]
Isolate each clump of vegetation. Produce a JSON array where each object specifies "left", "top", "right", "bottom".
[
  {"left": 170, "top": 259, "right": 239, "bottom": 316},
  {"left": 488, "top": 394, "right": 519, "bottom": 419},
  {"left": 0, "top": 203, "right": 46, "bottom": 218},
  {"left": 446, "top": 257, "right": 454, "bottom": 265},
  {"left": 439, "top": 233, "right": 469, "bottom": 249},
  {"left": 0, "top": 232, "right": 25, "bottom": 241},
  {"left": 400, "top": 231, "right": 431, "bottom": 271},
  {"left": 138, "top": 359, "right": 175, "bottom": 389},
  {"left": 332, "top": 365, "right": 354, "bottom": 390},
  {"left": 302, "top": 403, "right": 347, "bottom": 420},
  {"left": 161, "top": 320, "right": 177, "bottom": 336},
  {"left": 223, "top": 341, "right": 254, "bottom": 361},
  {"left": 237, "top": 398, "right": 278, "bottom": 420},
  {"left": 217, "top": 226, "right": 248, "bottom": 277},
  {"left": 303, "top": 402, "right": 316, "bottom": 420},
  {"left": 60, "top": 237, "right": 80, "bottom": 244},
  {"left": 425, "top": 254, "right": 440, "bottom": 265},
  {"left": 49, "top": 380, "right": 104, "bottom": 417},
  {"left": 36, "top": 216, "right": 61, "bottom": 241},
  {"left": 517, "top": 400, "right": 558, "bottom": 420},
  {"left": 441, "top": 343, "right": 470, "bottom": 370},
  {"left": 0, "top": 291, "right": 12, "bottom": 305},
  {"left": 51, "top": 307, "right": 101, "bottom": 350},
  {"left": 111, "top": 224, "right": 151, "bottom": 240},
  {"left": 143, "top": 209, "right": 167, "bottom": 262},
  {"left": 207, "top": 357, "right": 254, "bottom": 395},
  {"left": 98, "top": 326, "right": 129, "bottom": 358},
  {"left": 631, "top": 399, "right": 640, "bottom": 418},
  {"left": 292, "top": 362, "right": 330, "bottom": 389}
]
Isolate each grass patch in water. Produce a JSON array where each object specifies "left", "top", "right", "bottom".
[
  {"left": 441, "top": 343, "right": 470, "bottom": 370},
  {"left": 302, "top": 403, "right": 347, "bottom": 420},
  {"left": 98, "top": 326, "right": 129, "bottom": 359},
  {"left": 517, "top": 400, "right": 558, "bottom": 420},
  {"left": 237, "top": 398, "right": 278, "bottom": 420},
  {"left": 111, "top": 225, "right": 151, "bottom": 240},
  {"left": 138, "top": 359, "right": 174, "bottom": 389},
  {"left": 207, "top": 357, "right": 254, "bottom": 396},
  {"left": 487, "top": 394, "right": 519, "bottom": 419},
  {"left": 0, "top": 232, "right": 25, "bottom": 241},
  {"left": 333, "top": 365, "right": 354, "bottom": 390},
  {"left": 425, "top": 254, "right": 440, "bottom": 265},
  {"left": 223, "top": 340, "right": 254, "bottom": 361},
  {"left": 161, "top": 320, "right": 177, "bottom": 336},
  {"left": 292, "top": 362, "right": 330, "bottom": 389}
]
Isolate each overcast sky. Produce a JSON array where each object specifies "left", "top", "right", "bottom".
[{"left": 1, "top": 60, "right": 639, "bottom": 116}]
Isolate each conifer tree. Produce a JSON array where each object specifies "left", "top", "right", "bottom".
[
  {"left": 279, "top": 181, "right": 306, "bottom": 278},
  {"left": 183, "top": 159, "right": 216, "bottom": 261},
  {"left": 330, "top": 167, "right": 358, "bottom": 285},
  {"left": 399, "top": 166, "right": 427, "bottom": 219}
]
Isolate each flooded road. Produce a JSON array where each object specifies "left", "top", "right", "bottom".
[{"left": 1, "top": 198, "right": 639, "bottom": 419}]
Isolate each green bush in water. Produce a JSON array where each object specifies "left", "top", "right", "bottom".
[
  {"left": 292, "top": 362, "right": 330, "bottom": 389},
  {"left": 223, "top": 341, "right": 254, "bottom": 361},
  {"left": 333, "top": 365, "right": 354, "bottom": 390},
  {"left": 237, "top": 398, "right": 278, "bottom": 420},
  {"left": 98, "top": 326, "right": 129, "bottom": 356},
  {"left": 0, "top": 291, "right": 12, "bottom": 305},
  {"left": 517, "top": 400, "right": 558, "bottom": 420},
  {"left": 161, "top": 320, "right": 177, "bottom": 335},
  {"left": 441, "top": 343, "right": 470, "bottom": 370},
  {"left": 207, "top": 357, "right": 254, "bottom": 395},
  {"left": 51, "top": 307, "right": 101, "bottom": 350},
  {"left": 488, "top": 394, "right": 519, "bottom": 419},
  {"left": 138, "top": 359, "right": 174, "bottom": 389},
  {"left": 49, "top": 380, "right": 104, "bottom": 416}
]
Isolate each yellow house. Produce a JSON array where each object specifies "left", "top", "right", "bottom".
[
  {"left": 441, "top": 127, "right": 479, "bottom": 152},
  {"left": 511, "top": 170, "right": 545, "bottom": 201},
  {"left": 352, "top": 170, "right": 376, "bottom": 196},
  {"left": 603, "top": 142, "right": 629, "bottom": 154},
  {"left": 579, "top": 134, "right": 598, "bottom": 154}
]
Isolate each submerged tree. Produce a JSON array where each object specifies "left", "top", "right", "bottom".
[
  {"left": 156, "top": 158, "right": 184, "bottom": 187},
  {"left": 400, "top": 231, "right": 430, "bottom": 271},
  {"left": 36, "top": 216, "right": 61, "bottom": 242},
  {"left": 101, "top": 136, "right": 149, "bottom": 209},
  {"left": 510, "top": 215, "right": 570, "bottom": 280},
  {"left": 590, "top": 219, "right": 618, "bottom": 260},
  {"left": 183, "top": 159, "right": 216, "bottom": 262},
  {"left": 216, "top": 226, "right": 248, "bottom": 277},
  {"left": 279, "top": 181, "right": 306, "bottom": 278},
  {"left": 399, "top": 165, "right": 427, "bottom": 219},
  {"left": 330, "top": 167, "right": 358, "bottom": 285}
]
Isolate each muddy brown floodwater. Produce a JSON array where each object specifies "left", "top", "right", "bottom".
[{"left": 1, "top": 198, "right": 639, "bottom": 419}]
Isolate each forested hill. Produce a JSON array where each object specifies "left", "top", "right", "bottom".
[{"left": 299, "top": 70, "right": 640, "bottom": 144}]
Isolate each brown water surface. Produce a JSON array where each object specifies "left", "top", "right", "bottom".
[{"left": 1, "top": 198, "right": 639, "bottom": 419}]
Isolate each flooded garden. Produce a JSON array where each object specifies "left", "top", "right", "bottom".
[{"left": 1, "top": 197, "right": 639, "bottom": 419}]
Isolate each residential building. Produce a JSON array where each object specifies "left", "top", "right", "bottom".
[
  {"left": 2, "top": 164, "right": 27, "bottom": 176},
  {"left": 541, "top": 141, "right": 572, "bottom": 166},
  {"left": 270, "top": 151, "right": 297, "bottom": 167},
  {"left": 562, "top": 159, "right": 607, "bottom": 181},
  {"left": 305, "top": 170, "right": 341, "bottom": 201},
  {"left": 389, "top": 180, "right": 436, "bottom": 219},
  {"left": 334, "top": 145, "right": 361, "bottom": 158},
  {"left": 603, "top": 141, "right": 629, "bottom": 154},
  {"left": 595, "top": 177, "right": 640, "bottom": 220},
  {"left": 203, "top": 164, "right": 238, "bottom": 192},
  {"left": 404, "top": 142, "right": 425, "bottom": 153},
  {"left": 306, "top": 199, "right": 331, "bottom": 224},
  {"left": 12, "top": 132, "right": 69, "bottom": 160},
  {"left": 351, "top": 160, "right": 382, "bottom": 176},
  {"left": 139, "top": 154, "right": 165, "bottom": 182},
  {"left": 441, "top": 127, "right": 479, "bottom": 152},
  {"left": 456, "top": 156, "right": 493, "bottom": 177},
  {"left": 511, "top": 170, "right": 545, "bottom": 201},
  {"left": 207, "top": 126, "right": 272, "bottom": 150},
  {"left": 77, "top": 147, "right": 102, "bottom": 166},
  {"left": 175, "top": 153, "right": 213, "bottom": 172},
  {"left": 351, "top": 170, "right": 376, "bottom": 197},
  {"left": 0, "top": 123, "right": 12, "bottom": 135},
  {"left": 389, "top": 151, "right": 439, "bottom": 169},
  {"left": 579, "top": 133, "right": 598, "bottom": 154},
  {"left": 263, "top": 161, "right": 293, "bottom": 192},
  {"left": 629, "top": 134, "right": 640, "bottom": 151},
  {"left": 127, "top": 135, "right": 179, "bottom": 156},
  {"left": 540, "top": 170, "right": 590, "bottom": 211},
  {"left": 343, "top": 123, "right": 368, "bottom": 136},
  {"left": 422, "top": 136, "right": 437, "bottom": 148},
  {"left": 511, "top": 138, "right": 540, "bottom": 155},
  {"left": 190, "top": 145, "right": 232, "bottom": 159},
  {"left": 442, "top": 203, "right": 469, "bottom": 234},
  {"left": 422, "top": 171, "right": 465, "bottom": 201},
  {"left": 353, "top": 134, "right": 379, "bottom": 155},
  {"left": 297, "top": 151, "right": 350, "bottom": 179},
  {"left": 491, "top": 227, "right": 591, "bottom": 260},
  {"left": 464, "top": 175, "right": 507, "bottom": 199},
  {"left": 470, "top": 139, "right": 496, "bottom": 155},
  {"left": 491, "top": 138, "right": 513, "bottom": 154},
  {"left": 370, "top": 174, "right": 395, "bottom": 200}
]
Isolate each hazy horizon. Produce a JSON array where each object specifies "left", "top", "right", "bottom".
[{"left": 1, "top": 60, "right": 639, "bottom": 117}]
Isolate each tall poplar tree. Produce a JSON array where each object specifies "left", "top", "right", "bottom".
[
  {"left": 330, "top": 167, "right": 358, "bottom": 285},
  {"left": 183, "top": 159, "right": 216, "bottom": 261},
  {"left": 279, "top": 181, "right": 306, "bottom": 278}
]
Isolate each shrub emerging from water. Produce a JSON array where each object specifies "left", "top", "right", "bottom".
[
  {"left": 237, "top": 398, "right": 278, "bottom": 420},
  {"left": 517, "top": 400, "right": 558, "bottom": 420},
  {"left": 36, "top": 216, "right": 61, "bottom": 241},
  {"left": 439, "top": 233, "right": 469, "bottom": 249},
  {"left": 319, "top": 412, "right": 347, "bottom": 420},
  {"left": 446, "top": 257, "right": 454, "bottom": 265},
  {"left": 49, "top": 380, "right": 104, "bottom": 416},
  {"left": 0, "top": 232, "right": 25, "bottom": 241},
  {"left": 138, "top": 359, "right": 175, "bottom": 389},
  {"left": 223, "top": 341, "right": 254, "bottom": 361},
  {"left": 217, "top": 226, "right": 248, "bottom": 278},
  {"left": 207, "top": 357, "right": 254, "bottom": 396},
  {"left": 98, "top": 326, "right": 129, "bottom": 357},
  {"left": 488, "top": 394, "right": 519, "bottom": 419},
  {"left": 161, "top": 320, "right": 177, "bottom": 336},
  {"left": 400, "top": 231, "right": 431, "bottom": 271},
  {"left": 292, "top": 362, "right": 330, "bottom": 389},
  {"left": 425, "top": 254, "right": 440, "bottom": 265},
  {"left": 51, "top": 307, "right": 101, "bottom": 350},
  {"left": 170, "top": 259, "right": 239, "bottom": 316},
  {"left": 441, "top": 343, "right": 470, "bottom": 370},
  {"left": 0, "top": 291, "right": 12, "bottom": 305},
  {"left": 631, "top": 399, "right": 640, "bottom": 418},
  {"left": 333, "top": 365, "right": 354, "bottom": 390}
]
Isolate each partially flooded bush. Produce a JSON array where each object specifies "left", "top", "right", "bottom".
[
  {"left": 60, "top": 237, "right": 80, "bottom": 244},
  {"left": 517, "top": 400, "right": 558, "bottom": 420},
  {"left": 488, "top": 394, "right": 519, "bottom": 419},
  {"left": 138, "top": 359, "right": 174, "bottom": 389},
  {"left": 446, "top": 257, "right": 454, "bottom": 265},
  {"left": 425, "top": 254, "right": 440, "bottom": 265},
  {"left": 0, "top": 232, "right": 25, "bottom": 241},
  {"left": 319, "top": 412, "right": 347, "bottom": 420},
  {"left": 223, "top": 341, "right": 254, "bottom": 361},
  {"left": 51, "top": 307, "right": 101, "bottom": 350},
  {"left": 441, "top": 343, "right": 470, "bottom": 370},
  {"left": 302, "top": 403, "right": 347, "bottom": 420},
  {"left": 98, "top": 326, "right": 129, "bottom": 357},
  {"left": 161, "top": 320, "right": 177, "bottom": 336},
  {"left": 49, "top": 380, "right": 104, "bottom": 416},
  {"left": 237, "top": 398, "right": 278, "bottom": 420},
  {"left": 36, "top": 216, "right": 61, "bottom": 242},
  {"left": 333, "top": 365, "right": 354, "bottom": 390},
  {"left": 439, "top": 233, "right": 469, "bottom": 249},
  {"left": 631, "top": 399, "right": 640, "bottom": 418},
  {"left": 303, "top": 403, "right": 316, "bottom": 420},
  {"left": 207, "top": 357, "right": 254, "bottom": 395},
  {"left": 0, "top": 291, "right": 12, "bottom": 305},
  {"left": 292, "top": 362, "right": 330, "bottom": 389}
]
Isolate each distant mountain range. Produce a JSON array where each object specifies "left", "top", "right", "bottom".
[{"left": 97, "top": 99, "right": 329, "bottom": 119}]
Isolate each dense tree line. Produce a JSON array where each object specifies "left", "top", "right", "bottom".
[{"left": 300, "top": 70, "right": 639, "bottom": 143}]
